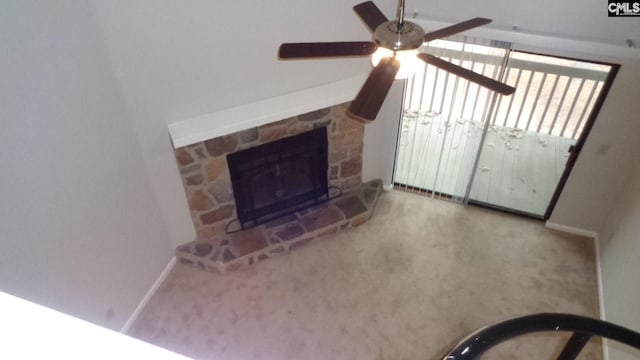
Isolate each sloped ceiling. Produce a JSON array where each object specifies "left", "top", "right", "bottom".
[
  {"left": 91, "top": 0, "right": 639, "bottom": 123},
  {"left": 89, "top": 0, "right": 640, "bottom": 247},
  {"left": 94, "top": 0, "right": 640, "bottom": 122}
]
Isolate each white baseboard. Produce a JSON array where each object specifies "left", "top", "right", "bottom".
[
  {"left": 120, "top": 256, "right": 177, "bottom": 334},
  {"left": 593, "top": 235, "right": 606, "bottom": 321},
  {"left": 544, "top": 221, "right": 598, "bottom": 239},
  {"left": 593, "top": 235, "right": 609, "bottom": 360},
  {"left": 545, "top": 222, "right": 608, "bottom": 360},
  {"left": 382, "top": 183, "right": 394, "bottom": 191}
]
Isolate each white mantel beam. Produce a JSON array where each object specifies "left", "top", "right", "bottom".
[{"left": 168, "top": 74, "right": 368, "bottom": 148}]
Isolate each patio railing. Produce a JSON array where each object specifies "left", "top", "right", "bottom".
[{"left": 405, "top": 45, "right": 611, "bottom": 140}]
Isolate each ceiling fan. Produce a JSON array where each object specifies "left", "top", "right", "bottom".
[{"left": 278, "top": 0, "right": 516, "bottom": 122}]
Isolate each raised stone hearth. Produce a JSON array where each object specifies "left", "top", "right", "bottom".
[{"left": 176, "top": 179, "right": 382, "bottom": 272}]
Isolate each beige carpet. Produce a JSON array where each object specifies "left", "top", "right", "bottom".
[{"left": 128, "top": 190, "right": 601, "bottom": 360}]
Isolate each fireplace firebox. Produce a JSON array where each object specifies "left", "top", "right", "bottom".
[{"left": 227, "top": 127, "right": 329, "bottom": 230}]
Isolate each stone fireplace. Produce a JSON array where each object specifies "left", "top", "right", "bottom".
[{"left": 172, "top": 102, "right": 382, "bottom": 272}]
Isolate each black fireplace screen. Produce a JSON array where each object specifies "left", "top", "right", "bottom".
[{"left": 227, "top": 127, "right": 329, "bottom": 230}]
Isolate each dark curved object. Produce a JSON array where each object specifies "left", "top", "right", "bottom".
[
  {"left": 279, "top": 42, "right": 377, "bottom": 59},
  {"left": 424, "top": 17, "right": 492, "bottom": 43},
  {"left": 418, "top": 53, "right": 516, "bottom": 95},
  {"left": 442, "top": 313, "right": 640, "bottom": 360},
  {"left": 347, "top": 57, "right": 400, "bottom": 122},
  {"left": 353, "top": 1, "right": 389, "bottom": 33}
]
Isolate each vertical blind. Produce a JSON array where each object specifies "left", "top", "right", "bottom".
[{"left": 394, "top": 36, "right": 512, "bottom": 202}]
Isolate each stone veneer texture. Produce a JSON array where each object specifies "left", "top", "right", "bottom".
[
  {"left": 176, "top": 179, "right": 382, "bottom": 273},
  {"left": 173, "top": 102, "right": 364, "bottom": 242}
]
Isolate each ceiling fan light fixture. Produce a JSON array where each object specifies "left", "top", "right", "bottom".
[
  {"left": 371, "top": 47, "right": 420, "bottom": 79},
  {"left": 277, "top": 1, "right": 512, "bottom": 121}
]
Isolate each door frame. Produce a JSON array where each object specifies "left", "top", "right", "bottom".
[{"left": 543, "top": 61, "right": 620, "bottom": 220}]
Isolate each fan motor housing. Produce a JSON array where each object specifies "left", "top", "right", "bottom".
[{"left": 373, "top": 20, "right": 425, "bottom": 51}]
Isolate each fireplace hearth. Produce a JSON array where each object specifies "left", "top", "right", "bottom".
[{"left": 177, "top": 179, "right": 383, "bottom": 272}]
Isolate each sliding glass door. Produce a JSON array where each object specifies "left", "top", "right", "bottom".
[{"left": 394, "top": 37, "right": 614, "bottom": 218}]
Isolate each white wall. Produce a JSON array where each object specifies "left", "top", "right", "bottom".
[
  {"left": 0, "top": 1, "right": 174, "bottom": 330},
  {"left": 362, "top": 80, "right": 405, "bottom": 187},
  {"left": 598, "top": 162, "right": 640, "bottom": 359}
]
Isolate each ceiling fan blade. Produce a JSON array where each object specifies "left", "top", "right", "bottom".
[
  {"left": 418, "top": 53, "right": 515, "bottom": 95},
  {"left": 279, "top": 42, "right": 377, "bottom": 59},
  {"left": 347, "top": 57, "right": 400, "bottom": 122},
  {"left": 353, "top": 1, "right": 389, "bottom": 33},
  {"left": 423, "top": 17, "right": 492, "bottom": 42}
]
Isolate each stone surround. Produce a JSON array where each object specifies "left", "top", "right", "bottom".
[
  {"left": 173, "top": 102, "right": 364, "bottom": 239},
  {"left": 176, "top": 179, "right": 383, "bottom": 272},
  {"left": 172, "top": 102, "right": 378, "bottom": 271}
]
